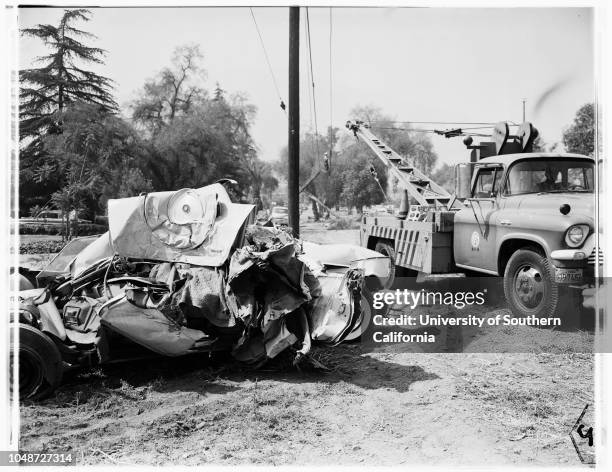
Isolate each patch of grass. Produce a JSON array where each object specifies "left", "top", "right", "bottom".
[{"left": 326, "top": 217, "right": 360, "bottom": 231}]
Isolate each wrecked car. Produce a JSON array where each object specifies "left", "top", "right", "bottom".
[{"left": 12, "top": 183, "right": 389, "bottom": 400}]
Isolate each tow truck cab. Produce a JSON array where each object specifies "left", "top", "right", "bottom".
[
  {"left": 453, "top": 152, "right": 599, "bottom": 318},
  {"left": 454, "top": 152, "right": 596, "bottom": 277}
]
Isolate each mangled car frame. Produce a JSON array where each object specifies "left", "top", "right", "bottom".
[{"left": 13, "top": 183, "right": 389, "bottom": 399}]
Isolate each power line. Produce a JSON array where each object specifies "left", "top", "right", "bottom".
[
  {"left": 368, "top": 120, "right": 518, "bottom": 126},
  {"left": 305, "top": 8, "right": 321, "bottom": 161},
  {"left": 371, "top": 126, "right": 438, "bottom": 133},
  {"left": 303, "top": 12, "right": 317, "bottom": 162},
  {"left": 370, "top": 126, "right": 491, "bottom": 137},
  {"left": 328, "top": 7, "right": 333, "bottom": 166},
  {"left": 249, "top": 7, "right": 286, "bottom": 114}
]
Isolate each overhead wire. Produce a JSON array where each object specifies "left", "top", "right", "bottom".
[
  {"left": 369, "top": 120, "right": 503, "bottom": 125},
  {"left": 303, "top": 11, "right": 317, "bottom": 163},
  {"left": 328, "top": 7, "right": 333, "bottom": 168},
  {"left": 370, "top": 126, "right": 491, "bottom": 137},
  {"left": 305, "top": 8, "right": 322, "bottom": 163},
  {"left": 249, "top": 7, "right": 286, "bottom": 115}
]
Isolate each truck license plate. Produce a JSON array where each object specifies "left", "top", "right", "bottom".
[{"left": 555, "top": 268, "right": 583, "bottom": 283}]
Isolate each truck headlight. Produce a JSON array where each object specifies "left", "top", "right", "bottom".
[{"left": 565, "top": 224, "right": 590, "bottom": 248}]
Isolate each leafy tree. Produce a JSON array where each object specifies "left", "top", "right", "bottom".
[
  {"left": 333, "top": 105, "right": 438, "bottom": 208},
  {"left": 276, "top": 127, "right": 339, "bottom": 219},
  {"left": 131, "top": 44, "right": 205, "bottom": 136},
  {"left": 336, "top": 148, "right": 388, "bottom": 212},
  {"left": 431, "top": 163, "right": 455, "bottom": 193},
  {"left": 562, "top": 103, "right": 595, "bottom": 156},
  {"left": 275, "top": 124, "right": 389, "bottom": 215},
  {"left": 142, "top": 91, "right": 256, "bottom": 193},
  {"left": 244, "top": 159, "right": 278, "bottom": 211},
  {"left": 338, "top": 106, "right": 438, "bottom": 205},
  {"left": 343, "top": 105, "right": 438, "bottom": 174},
  {"left": 133, "top": 51, "right": 266, "bottom": 199},
  {"left": 41, "top": 102, "right": 152, "bottom": 235},
  {"left": 19, "top": 8, "right": 118, "bottom": 214},
  {"left": 275, "top": 105, "right": 439, "bottom": 214}
]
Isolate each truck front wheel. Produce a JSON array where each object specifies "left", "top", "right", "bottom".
[{"left": 503, "top": 248, "right": 559, "bottom": 318}]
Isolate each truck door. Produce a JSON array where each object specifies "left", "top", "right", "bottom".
[{"left": 454, "top": 165, "right": 504, "bottom": 273}]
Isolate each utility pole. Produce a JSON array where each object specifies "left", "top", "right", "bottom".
[
  {"left": 288, "top": 6, "right": 300, "bottom": 237},
  {"left": 522, "top": 98, "right": 526, "bottom": 122}
]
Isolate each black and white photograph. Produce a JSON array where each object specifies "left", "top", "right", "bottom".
[{"left": 1, "top": 0, "right": 610, "bottom": 468}]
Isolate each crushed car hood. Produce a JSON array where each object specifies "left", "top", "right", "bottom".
[{"left": 108, "top": 183, "right": 255, "bottom": 267}]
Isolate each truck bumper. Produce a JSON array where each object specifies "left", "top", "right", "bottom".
[{"left": 550, "top": 234, "right": 602, "bottom": 284}]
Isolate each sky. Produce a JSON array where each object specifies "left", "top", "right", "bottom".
[{"left": 18, "top": 6, "right": 595, "bottom": 168}]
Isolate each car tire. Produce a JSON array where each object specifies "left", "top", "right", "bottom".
[
  {"left": 374, "top": 241, "right": 398, "bottom": 289},
  {"left": 10, "top": 324, "right": 63, "bottom": 400},
  {"left": 503, "top": 248, "right": 559, "bottom": 319}
]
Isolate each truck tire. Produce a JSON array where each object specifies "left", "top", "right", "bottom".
[
  {"left": 503, "top": 248, "right": 559, "bottom": 319},
  {"left": 10, "top": 324, "right": 63, "bottom": 400},
  {"left": 374, "top": 241, "right": 398, "bottom": 289}
]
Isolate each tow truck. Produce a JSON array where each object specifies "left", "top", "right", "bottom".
[{"left": 346, "top": 119, "right": 600, "bottom": 318}]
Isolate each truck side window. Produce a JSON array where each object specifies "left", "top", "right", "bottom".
[{"left": 473, "top": 168, "right": 502, "bottom": 198}]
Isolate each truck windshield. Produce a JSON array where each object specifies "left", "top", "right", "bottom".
[{"left": 505, "top": 158, "right": 594, "bottom": 195}]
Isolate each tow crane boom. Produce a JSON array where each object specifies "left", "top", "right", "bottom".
[{"left": 346, "top": 120, "right": 452, "bottom": 208}]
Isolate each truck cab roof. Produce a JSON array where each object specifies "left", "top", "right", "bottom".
[{"left": 477, "top": 152, "right": 593, "bottom": 166}]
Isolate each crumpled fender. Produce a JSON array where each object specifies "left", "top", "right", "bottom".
[
  {"left": 99, "top": 295, "right": 212, "bottom": 356},
  {"left": 300, "top": 241, "right": 390, "bottom": 279},
  {"left": 15, "top": 289, "right": 67, "bottom": 341}
]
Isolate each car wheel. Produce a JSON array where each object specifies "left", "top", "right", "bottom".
[
  {"left": 374, "top": 241, "right": 399, "bottom": 289},
  {"left": 503, "top": 248, "right": 559, "bottom": 319},
  {"left": 10, "top": 324, "right": 63, "bottom": 400}
]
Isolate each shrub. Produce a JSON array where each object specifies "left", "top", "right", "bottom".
[
  {"left": 70, "top": 223, "right": 107, "bottom": 236},
  {"left": 20, "top": 239, "right": 66, "bottom": 254},
  {"left": 19, "top": 224, "right": 63, "bottom": 235},
  {"left": 94, "top": 215, "right": 108, "bottom": 226},
  {"left": 19, "top": 222, "right": 106, "bottom": 236}
]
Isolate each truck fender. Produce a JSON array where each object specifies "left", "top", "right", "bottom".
[{"left": 497, "top": 233, "right": 550, "bottom": 275}]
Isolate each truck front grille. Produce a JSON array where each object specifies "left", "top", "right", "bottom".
[{"left": 587, "top": 247, "right": 604, "bottom": 265}]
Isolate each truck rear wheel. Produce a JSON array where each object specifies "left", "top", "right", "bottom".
[
  {"left": 10, "top": 324, "right": 63, "bottom": 400},
  {"left": 374, "top": 241, "right": 398, "bottom": 289},
  {"left": 503, "top": 248, "right": 559, "bottom": 319}
]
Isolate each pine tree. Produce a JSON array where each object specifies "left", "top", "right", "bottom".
[
  {"left": 19, "top": 8, "right": 118, "bottom": 213},
  {"left": 20, "top": 9, "right": 117, "bottom": 147}
]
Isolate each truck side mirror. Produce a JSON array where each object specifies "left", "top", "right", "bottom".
[{"left": 455, "top": 163, "right": 474, "bottom": 199}]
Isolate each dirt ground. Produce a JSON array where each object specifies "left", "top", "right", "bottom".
[
  {"left": 19, "top": 345, "right": 593, "bottom": 466},
  {"left": 18, "top": 226, "right": 595, "bottom": 466}
]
